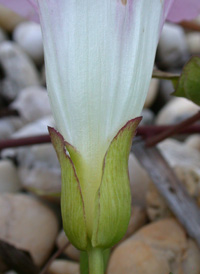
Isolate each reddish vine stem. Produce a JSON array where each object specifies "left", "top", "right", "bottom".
[
  {"left": 179, "top": 20, "right": 200, "bottom": 32},
  {"left": 0, "top": 108, "right": 18, "bottom": 118},
  {"left": 146, "top": 111, "right": 200, "bottom": 147},
  {"left": 40, "top": 242, "right": 70, "bottom": 274},
  {"left": 0, "top": 124, "right": 200, "bottom": 150}
]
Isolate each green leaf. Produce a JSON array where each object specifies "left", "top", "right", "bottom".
[
  {"left": 49, "top": 127, "right": 87, "bottom": 250},
  {"left": 173, "top": 56, "right": 200, "bottom": 106},
  {"left": 92, "top": 117, "right": 141, "bottom": 248}
]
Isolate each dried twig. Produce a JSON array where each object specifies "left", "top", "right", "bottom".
[
  {"left": 132, "top": 139, "right": 200, "bottom": 248},
  {"left": 40, "top": 242, "right": 70, "bottom": 274},
  {"left": 179, "top": 20, "right": 200, "bottom": 32}
]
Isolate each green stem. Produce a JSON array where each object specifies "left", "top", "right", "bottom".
[{"left": 88, "top": 247, "right": 104, "bottom": 274}]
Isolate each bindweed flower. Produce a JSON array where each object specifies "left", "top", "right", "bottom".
[{"left": 1, "top": 0, "right": 200, "bottom": 272}]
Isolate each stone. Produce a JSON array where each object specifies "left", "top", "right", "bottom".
[
  {"left": 146, "top": 183, "right": 172, "bottom": 221},
  {"left": 0, "top": 117, "right": 24, "bottom": 140},
  {"left": 157, "top": 23, "right": 189, "bottom": 69},
  {"left": 157, "top": 79, "right": 174, "bottom": 106},
  {"left": 0, "top": 160, "right": 21, "bottom": 193},
  {"left": 0, "top": 193, "right": 59, "bottom": 266},
  {"left": 121, "top": 206, "right": 147, "bottom": 241},
  {"left": 48, "top": 260, "right": 79, "bottom": 274},
  {"left": 12, "top": 115, "right": 55, "bottom": 138},
  {"left": 1, "top": 115, "right": 55, "bottom": 160},
  {"left": 185, "top": 134, "right": 200, "bottom": 152},
  {"left": 186, "top": 32, "right": 200, "bottom": 54},
  {"left": 13, "top": 22, "right": 44, "bottom": 65},
  {"left": 140, "top": 109, "right": 155, "bottom": 126},
  {"left": 0, "top": 41, "right": 40, "bottom": 100},
  {"left": 0, "top": 118, "right": 15, "bottom": 140},
  {"left": 156, "top": 97, "right": 199, "bottom": 125},
  {"left": 159, "top": 139, "right": 200, "bottom": 170},
  {"left": 0, "top": 6, "right": 25, "bottom": 32},
  {"left": 144, "top": 78, "right": 159, "bottom": 108},
  {"left": 108, "top": 218, "right": 200, "bottom": 274},
  {"left": 56, "top": 230, "right": 80, "bottom": 261},
  {"left": 18, "top": 144, "right": 61, "bottom": 199},
  {"left": 7, "top": 134, "right": 61, "bottom": 199},
  {"left": 19, "top": 166, "right": 61, "bottom": 200},
  {"left": 11, "top": 86, "right": 51, "bottom": 123},
  {"left": 128, "top": 153, "right": 151, "bottom": 207}
]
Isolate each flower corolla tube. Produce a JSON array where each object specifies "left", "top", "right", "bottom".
[{"left": 1, "top": 0, "right": 200, "bottom": 259}]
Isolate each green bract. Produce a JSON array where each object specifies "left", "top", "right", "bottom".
[
  {"left": 173, "top": 56, "right": 200, "bottom": 106},
  {"left": 49, "top": 117, "right": 141, "bottom": 251}
]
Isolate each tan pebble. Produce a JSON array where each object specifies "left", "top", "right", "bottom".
[
  {"left": 56, "top": 230, "right": 80, "bottom": 261},
  {"left": 48, "top": 260, "right": 79, "bottom": 274},
  {"left": 0, "top": 6, "right": 25, "bottom": 32},
  {"left": 108, "top": 218, "right": 195, "bottom": 274},
  {"left": 156, "top": 98, "right": 199, "bottom": 125},
  {"left": 0, "top": 193, "right": 59, "bottom": 266}
]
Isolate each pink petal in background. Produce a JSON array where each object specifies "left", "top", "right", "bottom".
[
  {"left": 0, "top": 0, "right": 200, "bottom": 24},
  {"left": 0, "top": 0, "right": 39, "bottom": 22},
  {"left": 167, "top": 0, "right": 200, "bottom": 22}
]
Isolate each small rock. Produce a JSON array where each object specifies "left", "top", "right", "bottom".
[
  {"left": 0, "top": 193, "right": 59, "bottom": 266},
  {"left": 122, "top": 206, "right": 147, "bottom": 241},
  {"left": 140, "top": 109, "right": 155, "bottom": 126},
  {"left": 157, "top": 79, "right": 174, "bottom": 106},
  {"left": 157, "top": 23, "right": 189, "bottom": 69},
  {"left": 56, "top": 230, "right": 80, "bottom": 261},
  {"left": 19, "top": 166, "right": 61, "bottom": 200},
  {"left": 11, "top": 86, "right": 51, "bottom": 123},
  {"left": 146, "top": 183, "right": 172, "bottom": 221},
  {"left": 144, "top": 78, "right": 159, "bottom": 108},
  {"left": 1, "top": 115, "right": 55, "bottom": 160},
  {"left": 18, "top": 144, "right": 61, "bottom": 199},
  {"left": 186, "top": 32, "right": 200, "bottom": 54},
  {"left": 159, "top": 139, "right": 200, "bottom": 169},
  {"left": 0, "top": 117, "right": 24, "bottom": 140},
  {"left": 0, "top": 160, "right": 21, "bottom": 193},
  {"left": 0, "top": 6, "right": 25, "bottom": 32},
  {"left": 128, "top": 153, "right": 151, "bottom": 207},
  {"left": 48, "top": 260, "right": 79, "bottom": 274},
  {"left": 0, "top": 41, "right": 40, "bottom": 100},
  {"left": 156, "top": 97, "right": 199, "bottom": 125},
  {"left": 12, "top": 115, "right": 55, "bottom": 138},
  {"left": 13, "top": 22, "right": 43, "bottom": 65},
  {"left": 0, "top": 118, "right": 15, "bottom": 140},
  {"left": 108, "top": 218, "right": 200, "bottom": 274},
  {"left": 185, "top": 134, "right": 200, "bottom": 152}
]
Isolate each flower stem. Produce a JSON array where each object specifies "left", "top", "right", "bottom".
[{"left": 88, "top": 248, "right": 104, "bottom": 274}]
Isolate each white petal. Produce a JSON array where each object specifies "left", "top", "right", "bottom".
[{"left": 38, "top": 0, "right": 164, "bottom": 164}]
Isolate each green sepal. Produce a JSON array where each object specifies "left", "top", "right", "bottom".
[
  {"left": 173, "top": 56, "right": 200, "bottom": 106},
  {"left": 48, "top": 127, "right": 87, "bottom": 250},
  {"left": 92, "top": 117, "right": 142, "bottom": 248}
]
